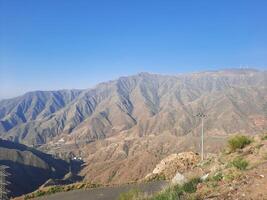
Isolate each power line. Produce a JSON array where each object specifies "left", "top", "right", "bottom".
[
  {"left": 0, "top": 165, "right": 10, "bottom": 200},
  {"left": 196, "top": 113, "right": 207, "bottom": 161}
]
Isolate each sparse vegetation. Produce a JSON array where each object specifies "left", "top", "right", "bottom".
[
  {"left": 150, "top": 187, "right": 182, "bottom": 200},
  {"left": 108, "top": 170, "right": 117, "bottom": 182},
  {"left": 255, "top": 143, "right": 264, "bottom": 149},
  {"left": 118, "top": 178, "right": 201, "bottom": 200},
  {"left": 24, "top": 186, "right": 63, "bottom": 199},
  {"left": 118, "top": 189, "right": 144, "bottom": 200},
  {"left": 24, "top": 183, "right": 101, "bottom": 199},
  {"left": 116, "top": 133, "right": 267, "bottom": 200},
  {"left": 228, "top": 135, "right": 251, "bottom": 152},
  {"left": 262, "top": 134, "right": 267, "bottom": 140},
  {"left": 211, "top": 172, "right": 223, "bottom": 181},
  {"left": 150, "top": 178, "right": 201, "bottom": 200},
  {"left": 224, "top": 168, "right": 243, "bottom": 181},
  {"left": 146, "top": 174, "right": 166, "bottom": 182},
  {"left": 181, "top": 178, "right": 201, "bottom": 193},
  {"left": 231, "top": 157, "right": 249, "bottom": 170}
]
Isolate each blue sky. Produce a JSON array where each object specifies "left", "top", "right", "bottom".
[{"left": 0, "top": 0, "right": 267, "bottom": 99}]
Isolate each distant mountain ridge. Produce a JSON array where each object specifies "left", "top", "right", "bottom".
[{"left": 0, "top": 69, "right": 266, "bottom": 146}]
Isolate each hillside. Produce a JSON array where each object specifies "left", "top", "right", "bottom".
[
  {"left": 118, "top": 133, "right": 267, "bottom": 200},
  {"left": 17, "top": 133, "right": 267, "bottom": 200},
  {"left": 0, "top": 139, "right": 70, "bottom": 197},
  {"left": 0, "top": 69, "right": 267, "bottom": 185}
]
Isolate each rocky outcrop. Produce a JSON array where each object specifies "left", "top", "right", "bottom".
[
  {"left": 145, "top": 151, "right": 200, "bottom": 180},
  {"left": 171, "top": 172, "right": 187, "bottom": 185}
]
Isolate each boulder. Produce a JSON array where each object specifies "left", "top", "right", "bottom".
[
  {"left": 200, "top": 173, "right": 209, "bottom": 181},
  {"left": 151, "top": 152, "right": 200, "bottom": 179},
  {"left": 171, "top": 172, "right": 187, "bottom": 185}
]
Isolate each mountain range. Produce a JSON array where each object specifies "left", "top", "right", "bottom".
[{"left": 0, "top": 69, "right": 266, "bottom": 185}]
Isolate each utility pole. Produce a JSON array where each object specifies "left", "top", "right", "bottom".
[
  {"left": 196, "top": 113, "right": 206, "bottom": 161},
  {"left": 0, "top": 165, "right": 10, "bottom": 200}
]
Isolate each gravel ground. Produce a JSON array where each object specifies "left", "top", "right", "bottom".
[{"left": 35, "top": 181, "right": 168, "bottom": 200}]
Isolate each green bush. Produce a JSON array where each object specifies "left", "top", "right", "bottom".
[
  {"left": 181, "top": 178, "right": 201, "bottom": 193},
  {"left": 150, "top": 178, "right": 201, "bottom": 200},
  {"left": 228, "top": 135, "right": 251, "bottom": 152},
  {"left": 224, "top": 169, "right": 243, "bottom": 181},
  {"left": 212, "top": 172, "right": 223, "bottom": 181},
  {"left": 48, "top": 186, "right": 63, "bottom": 194},
  {"left": 147, "top": 174, "right": 166, "bottom": 182},
  {"left": 151, "top": 187, "right": 182, "bottom": 200},
  {"left": 262, "top": 134, "right": 267, "bottom": 140},
  {"left": 35, "top": 190, "right": 46, "bottom": 197},
  {"left": 232, "top": 157, "right": 249, "bottom": 170}
]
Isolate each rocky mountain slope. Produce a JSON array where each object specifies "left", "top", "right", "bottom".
[
  {"left": 0, "top": 69, "right": 267, "bottom": 186},
  {"left": 0, "top": 69, "right": 266, "bottom": 146},
  {"left": 142, "top": 133, "right": 267, "bottom": 200},
  {"left": 0, "top": 90, "right": 82, "bottom": 144},
  {"left": 0, "top": 139, "right": 70, "bottom": 197}
]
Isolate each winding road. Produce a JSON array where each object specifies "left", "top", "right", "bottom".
[{"left": 35, "top": 181, "right": 168, "bottom": 200}]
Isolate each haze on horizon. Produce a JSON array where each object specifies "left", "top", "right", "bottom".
[{"left": 1, "top": 0, "right": 267, "bottom": 99}]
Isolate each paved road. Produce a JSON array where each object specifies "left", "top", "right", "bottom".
[{"left": 36, "top": 181, "right": 168, "bottom": 200}]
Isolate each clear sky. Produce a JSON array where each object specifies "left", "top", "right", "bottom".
[{"left": 0, "top": 0, "right": 267, "bottom": 99}]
